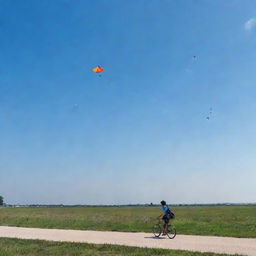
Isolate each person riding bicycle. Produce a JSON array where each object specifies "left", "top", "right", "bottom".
[{"left": 159, "top": 200, "right": 175, "bottom": 235}]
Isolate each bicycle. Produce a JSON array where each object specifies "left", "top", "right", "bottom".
[{"left": 152, "top": 217, "right": 176, "bottom": 239}]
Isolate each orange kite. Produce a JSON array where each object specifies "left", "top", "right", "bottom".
[{"left": 93, "top": 66, "right": 105, "bottom": 73}]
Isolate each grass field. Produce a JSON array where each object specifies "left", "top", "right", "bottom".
[
  {"left": 0, "top": 238, "right": 243, "bottom": 256},
  {"left": 0, "top": 205, "right": 255, "bottom": 238}
]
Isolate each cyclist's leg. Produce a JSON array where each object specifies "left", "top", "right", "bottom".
[
  {"left": 166, "top": 215, "right": 172, "bottom": 231},
  {"left": 162, "top": 214, "right": 168, "bottom": 233}
]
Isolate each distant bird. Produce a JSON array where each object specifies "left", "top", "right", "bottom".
[{"left": 206, "top": 107, "right": 213, "bottom": 120}]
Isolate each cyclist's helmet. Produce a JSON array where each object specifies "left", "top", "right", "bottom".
[{"left": 160, "top": 200, "right": 166, "bottom": 206}]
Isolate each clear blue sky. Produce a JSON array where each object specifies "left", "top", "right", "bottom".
[{"left": 1, "top": 0, "right": 256, "bottom": 205}]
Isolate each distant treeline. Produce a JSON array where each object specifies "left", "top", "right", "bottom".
[{"left": 4, "top": 203, "right": 256, "bottom": 208}]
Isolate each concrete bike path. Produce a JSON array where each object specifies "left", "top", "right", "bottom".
[{"left": 0, "top": 226, "right": 255, "bottom": 256}]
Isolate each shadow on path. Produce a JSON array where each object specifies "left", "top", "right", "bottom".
[{"left": 144, "top": 236, "right": 166, "bottom": 239}]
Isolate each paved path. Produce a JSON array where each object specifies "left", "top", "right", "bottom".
[{"left": 0, "top": 226, "right": 256, "bottom": 256}]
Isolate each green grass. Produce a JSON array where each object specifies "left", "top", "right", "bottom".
[
  {"left": 0, "top": 206, "right": 255, "bottom": 238},
  {"left": 0, "top": 238, "right": 242, "bottom": 256}
]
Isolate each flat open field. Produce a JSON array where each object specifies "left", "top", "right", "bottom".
[
  {"left": 0, "top": 206, "right": 255, "bottom": 238},
  {"left": 0, "top": 238, "right": 242, "bottom": 256}
]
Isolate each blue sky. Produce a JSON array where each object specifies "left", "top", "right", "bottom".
[{"left": 1, "top": 0, "right": 256, "bottom": 205}]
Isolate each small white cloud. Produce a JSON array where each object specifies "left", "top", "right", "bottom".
[{"left": 244, "top": 18, "right": 256, "bottom": 31}]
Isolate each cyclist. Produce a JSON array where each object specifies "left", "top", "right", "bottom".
[{"left": 159, "top": 200, "right": 175, "bottom": 235}]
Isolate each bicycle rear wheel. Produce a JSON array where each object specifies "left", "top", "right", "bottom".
[
  {"left": 152, "top": 224, "right": 162, "bottom": 237},
  {"left": 167, "top": 225, "right": 176, "bottom": 239}
]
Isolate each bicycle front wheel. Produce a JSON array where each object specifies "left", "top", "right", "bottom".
[
  {"left": 152, "top": 224, "right": 162, "bottom": 237},
  {"left": 167, "top": 225, "right": 176, "bottom": 239}
]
